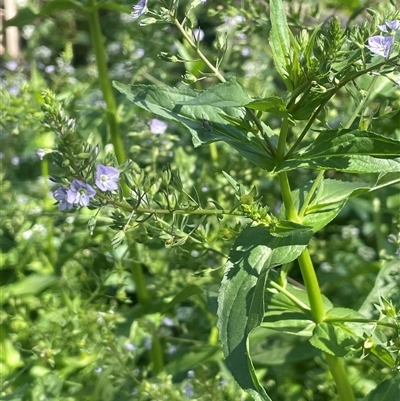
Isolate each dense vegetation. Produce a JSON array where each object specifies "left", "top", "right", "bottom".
[{"left": 1, "top": 1, "right": 399, "bottom": 400}]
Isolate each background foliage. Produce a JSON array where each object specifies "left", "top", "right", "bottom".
[{"left": 1, "top": 0, "right": 399, "bottom": 400}]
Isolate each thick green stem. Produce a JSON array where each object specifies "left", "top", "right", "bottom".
[
  {"left": 325, "top": 354, "right": 356, "bottom": 401},
  {"left": 297, "top": 249, "right": 325, "bottom": 323},
  {"left": 279, "top": 172, "right": 355, "bottom": 400}
]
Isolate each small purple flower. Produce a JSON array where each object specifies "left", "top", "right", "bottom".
[
  {"left": 167, "top": 345, "right": 177, "bottom": 354},
  {"left": 193, "top": 29, "right": 205, "bottom": 42},
  {"left": 150, "top": 118, "right": 168, "bottom": 135},
  {"left": 37, "top": 149, "right": 46, "bottom": 160},
  {"left": 96, "top": 164, "right": 120, "bottom": 192},
  {"left": 183, "top": 383, "right": 194, "bottom": 398},
  {"left": 95, "top": 367, "right": 102, "bottom": 374},
  {"left": 124, "top": 343, "right": 136, "bottom": 351},
  {"left": 67, "top": 179, "right": 96, "bottom": 207},
  {"left": 378, "top": 20, "right": 400, "bottom": 32},
  {"left": 143, "top": 337, "right": 152, "bottom": 350},
  {"left": 11, "top": 156, "right": 20, "bottom": 166},
  {"left": 53, "top": 187, "right": 74, "bottom": 211},
  {"left": 162, "top": 317, "right": 174, "bottom": 327},
  {"left": 366, "top": 36, "right": 394, "bottom": 57},
  {"left": 131, "top": 0, "right": 147, "bottom": 20}
]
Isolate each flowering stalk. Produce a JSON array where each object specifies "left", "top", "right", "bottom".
[{"left": 86, "top": 0, "right": 128, "bottom": 196}]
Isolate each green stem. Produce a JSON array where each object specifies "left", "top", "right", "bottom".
[
  {"left": 286, "top": 54, "right": 399, "bottom": 159},
  {"left": 325, "top": 354, "right": 356, "bottom": 401},
  {"left": 279, "top": 173, "right": 355, "bottom": 400},
  {"left": 268, "top": 281, "right": 310, "bottom": 312},
  {"left": 278, "top": 172, "right": 300, "bottom": 223},
  {"left": 276, "top": 116, "right": 289, "bottom": 161},
  {"left": 86, "top": 0, "right": 129, "bottom": 196},
  {"left": 297, "top": 248, "right": 325, "bottom": 323},
  {"left": 344, "top": 75, "right": 378, "bottom": 129},
  {"left": 171, "top": 13, "right": 276, "bottom": 156},
  {"left": 298, "top": 170, "right": 325, "bottom": 218},
  {"left": 150, "top": 335, "right": 164, "bottom": 375}
]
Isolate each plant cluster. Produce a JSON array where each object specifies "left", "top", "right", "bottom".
[{"left": 1, "top": 1, "right": 400, "bottom": 400}]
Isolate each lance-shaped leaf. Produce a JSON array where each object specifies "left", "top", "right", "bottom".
[
  {"left": 217, "top": 225, "right": 312, "bottom": 400},
  {"left": 280, "top": 179, "right": 371, "bottom": 233},
  {"left": 113, "top": 81, "right": 275, "bottom": 170},
  {"left": 276, "top": 129, "right": 400, "bottom": 173},
  {"left": 177, "top": 77, "right": 251, "bottom": 107},
  {"left": 269, "top": 0, "right": 291, "bottom": 89}
]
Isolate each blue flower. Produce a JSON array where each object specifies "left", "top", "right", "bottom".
[
  {"left": 131, "top": 0, "right": 147, "bottom": 20},
  {"left": 183, "top": 383, "right": 194, "bottom": 398},
  {"left": 37, "top": 149, "right": 46, "bottom": 160},
  {"left": 378, "top": 19, "right": 400, "bottom": 32},
  {"left": 53, "top": 187, "right": 74, "bottom": 211},
  {"left": 150, "top": 118, "right": 167, "bottom": 134},
  {"left": 366, "top": 35, "right": 394, "bottom": 57},
  {"left": 96, "top": 164, "right": 120, "bottom": 192},
  {"left": 67, "top": 179, "right": 96, "bottom": 207}
]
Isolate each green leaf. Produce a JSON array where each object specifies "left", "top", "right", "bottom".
[
  {"left": 164, "top": 344, "right": 221, "bottom": 376},
  {"left": 217, "top": 225, "right": 312, "bottom": 400},
  {"left": 1, "top": 384, "right": 29, "bottom": 401},
  {"left": 309, "top": 322, "right": 360, "bottom": 357},
  {"left": 113, "top": 81, "right": 274, "bottom": 170},
  {"left": 325, "top": 307, "right": 367, "bottom": 321},
  {"left": 250, "top": 330, "right": 320, "bottom": 366},
  {"left": 358, "top": 259, "right": 400, "bottom": 319},
  {"left": 177, "top": 78, "right": 250, "bottom": 107},
  {"left": 262, "top": 311, "right": 315, "bottom": 337},
  {"left": 1, "top": 274, "right": 57, "bottom": 304},
  {"left": 269, "top": 0, "right": 291, "bottom": 88},
  {"left": 39, "top": 0, "right": 79, "bottom": 14},
  {"left": 270, "top": 219, "right": 313, "bottom": 237},
  {"left": 241, "top": 96, "right": 288, "bottom": 118},
  {"left": 3, "top": 7, "right": 37, "bottom": 28},
  {"left": 280, "top": 179, "right": 371, "bottom": 233},
  {"left": 361, "top": 377, "right": 400, "bottom": 401},
  {"left": 276, "top": 130, "right": 400, "bottom": 173},
  {"left": 160, "top": 284, "right": 205, "bottom": 313}
]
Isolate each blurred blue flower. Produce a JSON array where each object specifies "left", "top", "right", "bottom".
[
  {"left": 131, "top": 0, "right": 148, "bottom": 20},
  {"left": 96, "top": 164, "right": 120, "bottom": 192},
  {"left": 187, "top": 370, "right": 195, "bottom": 378},
  {"left": 95, "top": 367, "right": 102, "bottom": 373},
  {"left": 53, "top": 187, "right": 74, "bottom": 211},
  {"left": 143, "top": 337, "right": 152, "bottom": 349},
  {"left": 183, "top": 383, "right": 194, "bottom": 398},
  {"left": 162, "top": 317, "right": 174, "bottom": 327},
  {"left": 125, "top": 343, "right": 137, "bottom": 351},
  {"left": 167, "top": 345, "right": 177, "bottom": 354},
  {"left": 366, "top": 36, "right": 394, "bottom": 57},
  {"left": 150, "top": 118, "right": 168, "bottom": 134},
  {"left": 37, "top": 149, "right": 46, "bottom": 160},
  {"left": 378, "top": 19, "right": 400, "bottom": 32},
  {"left": 67, "top": 180, "right": 96, "bottom": 207}
]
